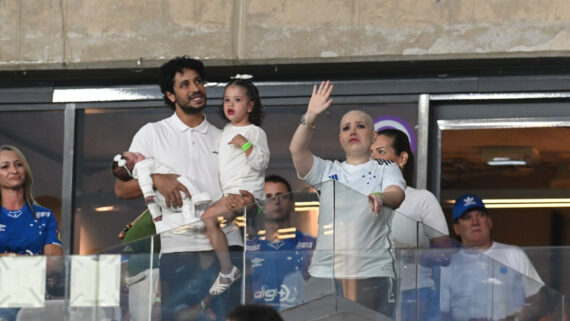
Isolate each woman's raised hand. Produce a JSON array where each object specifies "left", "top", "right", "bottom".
[{"left": 307, "top": 81, "right": 334, "bottom": 116}]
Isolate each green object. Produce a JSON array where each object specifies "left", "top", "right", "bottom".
[
  {"left": 122, "top": 210, "right": 157, "bottom": 243},
  {"left": 372, "top": 192, "right": 384, "bottom": 200},
  {"left": 122, "top": 209, "right": 160, "bottom": 275},
  {"left": 241, "top": 141, "right": 252, "bottom": 151}
]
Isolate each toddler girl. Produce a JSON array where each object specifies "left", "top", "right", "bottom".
[{"left": 202, "top": 78, "right": 270, "bottom": 295}]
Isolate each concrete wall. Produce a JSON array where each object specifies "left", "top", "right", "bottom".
[{"left": 1, "top": 0, "right": 570, "bottom": 70}]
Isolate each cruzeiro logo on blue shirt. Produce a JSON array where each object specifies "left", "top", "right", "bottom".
[{"left": 36, "top": 211, "right": 52, "bottom": 218}]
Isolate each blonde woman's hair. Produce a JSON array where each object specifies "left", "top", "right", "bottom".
[{"left": 0, "top": 145, "right": 37, "bottom": 217}]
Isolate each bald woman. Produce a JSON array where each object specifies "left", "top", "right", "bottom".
[{"left": 288, "top": 81, "right": 405, "bottom": 316}]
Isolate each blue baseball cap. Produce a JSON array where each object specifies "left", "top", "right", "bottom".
[{"left": 452, "top": 193, "right": 487, "bottom": 223}]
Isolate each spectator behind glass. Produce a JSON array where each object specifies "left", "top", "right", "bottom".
[
  {"left": 246, "top": 175, "right": 316, "bottom": 310},
  {"left": 289, "top": 81, "right": 406, "bottom": 315},
  {"left": 371, "top": 129, "right": 451, "bottom": 321},
  {"left": 440, "top": 194, "right": 546, "bottom": 321},
  {"left": 0, "top": 145, "right": 63, "bottom": 321},
  {"left": 226, "top": 304, "right": 284, "bottom": 321}
]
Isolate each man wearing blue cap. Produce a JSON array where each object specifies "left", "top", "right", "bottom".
[{"left": 439, "top": 193, "right": 545, "bottom": 321}]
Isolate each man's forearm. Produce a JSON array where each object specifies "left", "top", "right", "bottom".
[{"left": 115, "top": 179, "right": 143, "bottom": 199}]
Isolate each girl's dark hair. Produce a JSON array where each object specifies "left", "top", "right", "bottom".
[
  {"left": 377, "top": 128, "right": 415, "bottom": 187},
  {"left": 158, "top": 56, "right": 207, "bottom": 110},
  {"left": 219, "top": 79, "right": 264, "bottom": 126}
]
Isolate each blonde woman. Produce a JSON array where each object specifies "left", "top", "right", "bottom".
[{"left": 0, "top": 145, "right": 62, "bottom": 256}]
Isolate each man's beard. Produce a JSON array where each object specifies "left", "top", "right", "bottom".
[
  {"left": 176, "top": 95, "right": 207, "bottom": 115},
  {"left": 179, "top": 104, "right": 206, "bottom": 115}
]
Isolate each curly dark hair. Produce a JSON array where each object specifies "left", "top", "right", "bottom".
[
  {"left": 219, "top": 79, "right": 264, "bottom": 126},
  {"left": 158, "top": 56, "right": 207, "bottom": 110}
]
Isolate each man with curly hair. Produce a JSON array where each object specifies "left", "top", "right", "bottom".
[{"left": 115, "top": 56, "right": 252, "bottom": 321}]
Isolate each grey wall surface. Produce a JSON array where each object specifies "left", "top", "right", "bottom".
[{"left": 2, "top": 0, "right": 570, "bottom": 70}]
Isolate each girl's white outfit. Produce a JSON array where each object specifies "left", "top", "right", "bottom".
[{"left": 218, "top": 124, "right": 270, "bottom": 200}]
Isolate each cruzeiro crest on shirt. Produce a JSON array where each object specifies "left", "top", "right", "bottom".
[{"left": 375, "top": 159, "right": 394, "bottom": 166}]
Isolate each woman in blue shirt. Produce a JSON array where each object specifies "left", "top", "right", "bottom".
[
  {"left": 0, "top": 145, "right": 63, "bottom": 321},
  {"left": 0, "top": 145, "right": 62, "bottom": 256}
]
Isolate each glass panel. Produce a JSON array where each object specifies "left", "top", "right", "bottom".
[
  {"left": 437, "top": 245, "right": 558, "bottom": 321},
  {"left": 317, "top": 180, "right": 398, "bottom": 317},
  {"left": 104, "top": 233, "right": 159, "bottom": 321},
  {"left": 74, "top": 107, "right": 171, "bottom": 254},
  {"left": 244, "top": 185, "right": 324, "bottom": 311},
  {"left": 392, "top": 210, "right": 455, "bottom": 321},
  {"left": 440, "top": 127, "right": 570, "bottom": 249},
  {"left": 408, "top": 223, "right": 455, "bottom": 321},
  {"left": 416, "top": 222, "right": 564, "bottom": 321},
  {"left": 0, "top": 254, "right": 122, "bottom": 321},
  {"left": 135, "top": 211, "right": 244, "bottom": 320},
  {"left": 1, "top": 181, "right": 567, "bottom": 321}
]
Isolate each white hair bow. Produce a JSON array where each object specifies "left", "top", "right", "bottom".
[
  {"left": 114, "top": 154, "right": 132, "bottom": 177},
  {"left": 231, "top": 74, "right": 253, "bottom": 80}
]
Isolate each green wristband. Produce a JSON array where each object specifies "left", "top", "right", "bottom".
[
  {"left": 241, "top": 141, "right": 252, "bottom": 152},
  {"left": 372, "top": 192, "right": 384, "bottom": 200}
]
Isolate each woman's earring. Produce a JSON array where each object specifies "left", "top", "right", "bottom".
[{"left": 399, "top": 163, "right": 405, "bottom": 169}]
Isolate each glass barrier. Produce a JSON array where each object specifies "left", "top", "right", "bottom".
[
  {"left": 1, "top": 179, "right": 566, "bottom": 321},
  {"left": 243, "top": 184, "right": 329, "bottom": 311},
  {"left": 0, "top": 254, "right": 121, "bottom": 321},
  {"left": 390, "top": 188, "right": 565, "bottom": 321},
  {"left": 113, "top": 213, "right": 246, "bottom": 321},
  {"left": 277, "top": 180, "right": 566, "bottom": 321}
]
